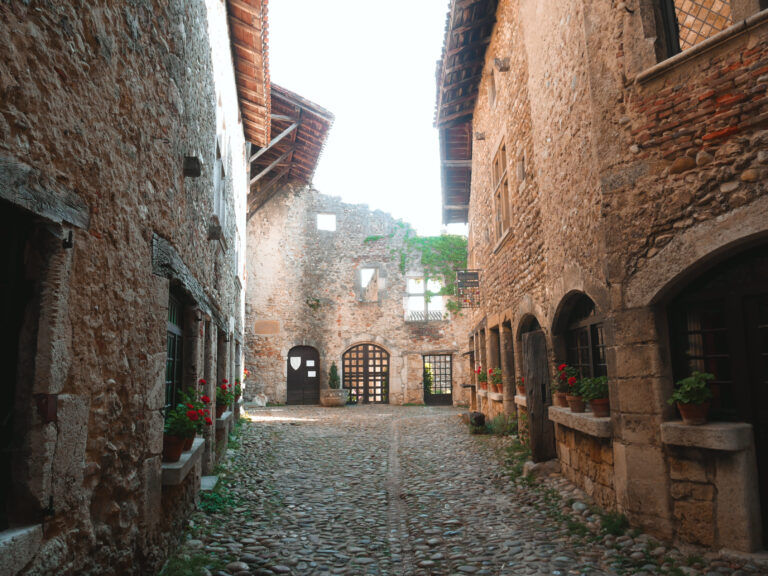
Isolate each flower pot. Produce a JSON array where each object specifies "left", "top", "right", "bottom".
[
  {"left": 516, "top": 385, "right": 526, "bottom": 396},
  {"left": 183, "top": 435, "right": 195, "bottom": 451},
  {"left": 162, "top": 434, "right": 185, "bottom": 463},
  {"left": 553, "top": 391, "right": 568, "bottom": 407},
  {"left": 215, "top": 404, "right": 227, "bottom": 418},
  {"left": 235, "top": 394, "right": 242, "bottom": 402},
  {"left": 320, "top": 388, "right": 348, "bottom": 407},
  {"left": 479, "top": 382, "right": 487, "bottom": 390},
  {"left": 590, "top": 397, "right": 610, "bottom": 417},
  {"left": 677, "top": 401, "right": 710, "bottom": 425},
  {"left": 491, "top": 383, "right": 500, "bottom": 394},
  {"left": 566, "top": 394, "right": 585, "bottom": 413}
]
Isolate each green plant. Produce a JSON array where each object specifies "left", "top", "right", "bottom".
[
  {"left": 233, "top": 379, "right": 242, "bottom": 398},
  {"left": 423, "top": 364, "right": 433, "bottom": 395},
  {"left": 476, "top": 366, "right": 488, "bottom": 383},
  {"left": 599, "top": 511, "right": 629, "bottom": 536},
  {"left": 328, "top": 361, "right": 340, "bottom": 389},
  {"left": 160, "top": 552, "right": 225, "bottom": 576},
  {"left": 581, "top": 375, "right": 609, "bottom": 401},
  {"left": 487, "top": 414, "right": 517, "bottom": 436},
  {"left": 164, "top": 399, "right": 210, "bottom": 437},
  {"left": 489, "top": 368, "right": 502, "bottom": 386},
  {"left": 668, "top": 371, "right": 714, "bottom": 405}
]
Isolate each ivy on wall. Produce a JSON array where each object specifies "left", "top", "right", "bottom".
[{"left": 363, "top": 221, "right": 468, "bottom": 314}]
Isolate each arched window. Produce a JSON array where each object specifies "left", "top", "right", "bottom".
[{"left": 564, "top": 294, "right": 606, "bottom": 378}]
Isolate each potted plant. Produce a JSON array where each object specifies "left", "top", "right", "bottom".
[
  {"left": 668, "top": 371, "right": 714, "bottom": 425},
  {"left": 581, "top": 375, "right": 610, "bottom": 417},
  {"left": 320, "top": 362, "right": 348, "bottom": 407},
  {"left": 234, "top": 379, "right": 242, "bottom": 402},
  {"left": 179, "top": 386, "right": 213, "bottom": 449},
  {"left": 489, "top": 368, "right": 503, "bottom": 394},
  {"left": 553, "top": 363, "right": 577, "bottom": 407},
  {"left": 476, "top": 366, "right": 488, "bottom": 390},
  {"left": 163, "top": 402, "right": 207, "bottom": 462},
  {"left": 565, "top": 374, "right": 585, "bottom": 413},
  {"left": 216, "top": 379, "right": 235, "bottom": 418},
  {"left": 516, "top": 377, "right": 525, "bottom": 396}
]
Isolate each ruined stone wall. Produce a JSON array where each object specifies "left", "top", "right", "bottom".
[
  {"left": 0, "top": 1, "right": 249, "bottom": 573},
  {"left": 245, "top": 189, "right": 470, "bottom": 406}
]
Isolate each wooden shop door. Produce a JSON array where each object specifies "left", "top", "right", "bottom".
[
  {"left": 286, "top": 346, "right": 320, "bottom": 405},
  {"left": 523, "top": 330, "right": 556, "bottom": 462}
]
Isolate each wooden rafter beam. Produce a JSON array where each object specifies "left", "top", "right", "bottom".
[
  {"left": 249, "top": 147, "right": 295, "bottom": 185},
  {"left": 249, "top": 122, "right": 299, "bottom": 163},
  {"left": 247, "top": 166, "right": 291, "bottom": 220},
  {"left": 271, "top": 113, "right": 299, "bottom": 122},
  {"left": 228, "top": 0, "right": 262, "bottom": 18}
]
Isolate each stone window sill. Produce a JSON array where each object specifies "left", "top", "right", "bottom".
[
  {"left": 492, "top": 228, "right": 513, "bottom": 254},
  {"left": 514, "top": 394, "right": 527, "bottom": 407},
  {"left": 477, "top": 389, "right": 487, "bottom": 398},
  {"left": 489, "top": 392, "right": 503, "bottom": 403},
  {"left": 0, "top": 525, "right": 43, "bottom": 575},
  {"left": 637, "top": 9, "right": 768, "bottom": 84},
  {"left": 660, "top": 421, "right": 753, "bottom": 452},
  {"left": 548, "top": 405, "right": 612, "bottom": 439},
  {"left": 162, "top": 438, "right": 205, "bottom": 486},
  {"left": 216, "top": 410, "right": 233, "bottom": 430}
]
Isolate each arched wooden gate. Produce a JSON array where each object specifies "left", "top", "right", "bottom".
[{"left": 342, "top": 344, "right": 389, "bottom": 404}]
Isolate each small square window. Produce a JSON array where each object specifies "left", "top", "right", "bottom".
[{"left": 317, "top": 213, "right": 336, "bottom": 231}]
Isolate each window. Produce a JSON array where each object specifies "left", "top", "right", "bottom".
[
  {"left": 405, "top": 277, "right": 444, "bottom": 322},
  {"left": 213, "top": 137, "right": 227, "bottom": 231},
  {"left": 488, "top": 69, "right": 496, "bottom": 107},
  {"left": 317, "top": 213, "right": 336, "bottom": 231},
  {"left": 359, "top": 267, "right": 379, "bottom": 302},
  {"left": 492, "top": 141, "right": 510, "bottom": 240},
  {"left": 564, "top": 295, "right": 607, "bottom": 379},
  {"left": 166, "top": 292, "right": 184, "bottom": 410},
  {"left": 658, "top": 0, "right": 737, "bottom": 58}
]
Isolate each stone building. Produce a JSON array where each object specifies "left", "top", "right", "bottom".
[
  {"left": 245, "top": 184, "right": 471, "bottom": 407},
  {"left": 0, "top": 1, "right": 268, "bottom": 573},
  {"left": 437, "top": 0, "right": 768, "bottom": 554}
]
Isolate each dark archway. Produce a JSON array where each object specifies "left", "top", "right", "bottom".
[
  {"left": 552, "top": 292, "right": 607, "bottom": 380},
  {"left": 286, "top": 346, "right": 320, "bottom": 405},
  {"left": 666, "top": 244, "right": 768, "bottom": 546},
  {"left": 342, "top": 343, "right": 389, "bottom": 404}
]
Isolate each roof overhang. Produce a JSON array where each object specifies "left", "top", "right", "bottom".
[
  {"left": 227, "top": 0, "right": 271, "bottom": 148},
  {"left": 435, "top": 0, "right": 497, "bottom": 224},
  {"left": 247, "top": 84, "right": 334, "bottom": 218}
]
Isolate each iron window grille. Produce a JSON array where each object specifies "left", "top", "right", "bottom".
[
  {"left": 165, "top": 293, "right": 184, "bottom": 411},
  {"left": 423, "top": 354, "right": 453, "bottom": 396},
  {"left": 661, "top": 0, "right": 733, "bottom": 57}
]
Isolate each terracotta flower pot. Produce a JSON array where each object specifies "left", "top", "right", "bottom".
[
  {"left": 677, "top": 401, "right": 710, "bottom": 425},
  {"left": 479, "top": 382, "right": 487, "bottom": 390},
  {"left": 590, "top": 397, "right": 610, "bottom": 417},
  {"left": 516, "top": 385, "right": 526, "bottom": 396},
  {"left": 553, "top": 391, "right": 568, "bottom": 407},
  {"left": 162, "top": 434, "right": 185, "bottom": 463},
  {"left": 215, "top": 404, "right": 227, "bottom": 418},
  {"left": 566, "top": 394, "right": 585, "bottom": 413},
  {"left": 183, "top": 435, "right": 195, "bottom": 451}
]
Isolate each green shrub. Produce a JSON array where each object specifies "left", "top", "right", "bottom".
[
  {"left": 599, "top": 511, "right": 629, "bottom": 535},
  {"left": 487, "top": 414, "right": 518, "bottom": 436}
]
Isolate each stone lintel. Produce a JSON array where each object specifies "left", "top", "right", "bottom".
[
  {"left": 477, "top": 389, "right": 487, "bottom": 398},
  {"left": 161, "top": 438, "right": 204, "bottom": 486},
  {"left": 488, "top": 392, "right": 503, "bottom": 403},
  {"left": 216, "top": 411, "right": 233, "bottom": 430},
  {"left": 548, "top": 406, "right": 612, "bottom": 438},
  {"left": 660, "top": 421, "right": 753, "bottom": 451},
  {"left": 514, "top": 394, "right": 527, "bottom": 407},
  {"left": 0, "top": 525, "right": 43, "bottom": 576}
]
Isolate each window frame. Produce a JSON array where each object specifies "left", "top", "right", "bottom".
[
  {"left": 491, "top": 141, "right": 510, "bottom": 241},
  {"left": 405, "top": 276, "right": 445, "bottom": 322}
]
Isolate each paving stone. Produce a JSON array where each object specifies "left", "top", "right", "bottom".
[{"left": 162, "top": 406, "right": 756, "bottom": 576}]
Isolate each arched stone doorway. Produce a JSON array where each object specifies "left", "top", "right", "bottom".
[
  {"left": 342, "top": 343, "right": 389, "bottom": 404},
  {"left": 666, "top": 243, "right": 768, "bottom": 547},
  {"left": 518, "top": 316, "right": 556, "bottom": 462},
  {"left": 286, "top": 346, "right": 320, "bottom": 405}
]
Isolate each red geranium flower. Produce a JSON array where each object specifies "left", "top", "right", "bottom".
[
  {"left": 205, "top": 417, "right": 213, "bottom": 425},
  {"left": 558, "top": 363, "right": 567, "bottom": 372},
  {"left": 521, "top": 377, "right": 524, "bottom": 383},
  {"left": 187, "top": 410, "right": 200, "bottom": 421},
  {"left": 475, "top": 366, "right": 482, "bottom": 374},
  {"left": 186, "top": 403, "right": 194, "bottom": 410},
  {"left": 222, "top": 379, "right": 229, "bottom": 384},
  {"left": 201, "top": 395, "right": 211, "bottom": 404},
  {"left": 568, "top": 376, "right": 577, "bottom": 386},
  {"left": 199, "top": 378, "right": 207, "bottom": 385},
  {"left": 198, "top": 409, "right": 205, "bottom": 415},
  {"left": 560, "top": 373, "right": 567, "bottom": 381}
]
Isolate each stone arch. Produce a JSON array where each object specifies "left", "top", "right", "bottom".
[
  {"left": 626, "top": 194, "right": 768, "bottom": 308},
  {"left": 341, "top": 342, "right": 392, "bottom": 404}
]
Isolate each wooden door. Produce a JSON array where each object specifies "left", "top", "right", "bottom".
[
  {"left": 287, "top": 346, "right": 320, "bottom": 405},
  {"left": 523, "top": 330, "right": 556, "bottom": 462},
  {"left": 342, "top": 344, "right": 389, "bottom": 404}
]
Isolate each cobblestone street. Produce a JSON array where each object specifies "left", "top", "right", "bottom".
[{"left": 166, "top": 406, "right": 766, "bottom": 576}]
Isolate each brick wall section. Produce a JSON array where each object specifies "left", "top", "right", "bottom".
[
  {"left": 0, "top": 1, "right": 248, "bottom": 572},
  {"left": 245, "top": 189, "right": 470, "bottom": 405}
]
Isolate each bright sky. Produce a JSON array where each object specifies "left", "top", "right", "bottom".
[{"left": 268, "top": 0, "right": 465, "bottom": 237}]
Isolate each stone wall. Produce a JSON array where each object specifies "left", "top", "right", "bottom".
[
  {"left": 555, "top": 427, "right": 615, "bottom": 511},
  {"left": 455, "top": 0, "right": 768, "bottom": 553},
  {"left": 245, "top": 189, "right": 470, "bottom": 406},
  {"left": 0, "top": 1, "right": 250, "bottom": 573}
]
